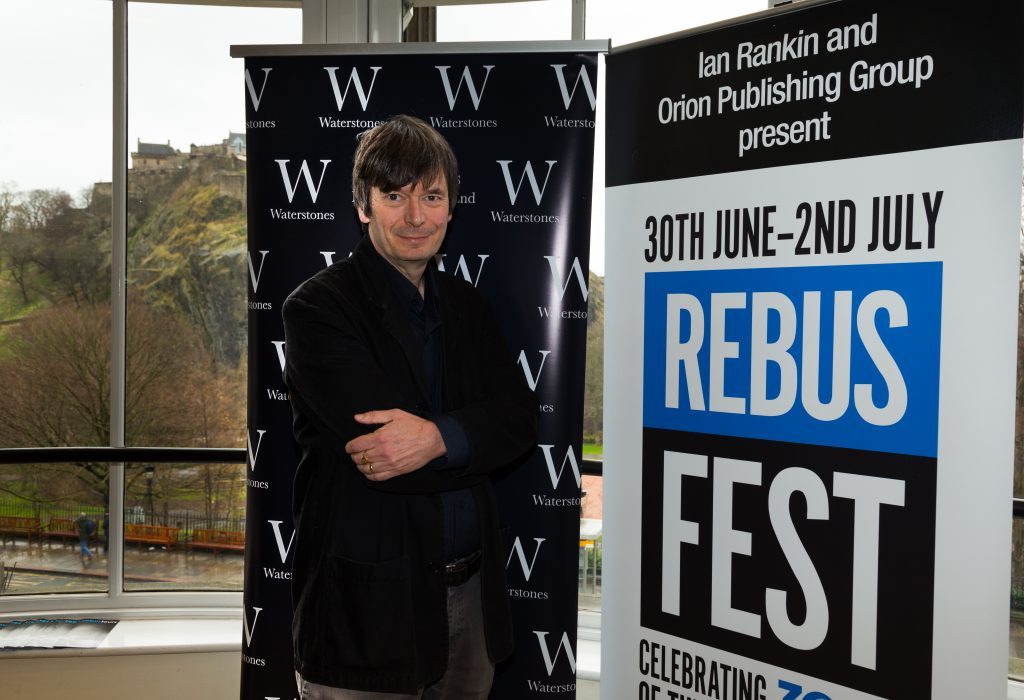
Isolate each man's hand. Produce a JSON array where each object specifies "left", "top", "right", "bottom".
[{"left": 345, "top": 409, "right": 447, "bottom": 481}]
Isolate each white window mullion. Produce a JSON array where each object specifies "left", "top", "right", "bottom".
[
  {"left": 368, "top": 0, "right": 403, "bottom": 42},
  {"left": 303, "top": 0, "right": 369, "bottom": 43},
  {"left": 571, "top": 0, "right": 585, "bottom": 40},
  {"left": 110, "top": 0, "right": 129, "bottom": 599}
]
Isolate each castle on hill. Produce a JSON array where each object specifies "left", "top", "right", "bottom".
[
  {"left": 131, "top": 133, "right": 246, "bottom": 171},
  {"left": 92, "top": 132, "right": 247, "bottom": 207}
]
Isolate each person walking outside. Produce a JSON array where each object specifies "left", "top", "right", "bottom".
[{"left": 76, "top": 512, "right": 94, "bottom": 567}]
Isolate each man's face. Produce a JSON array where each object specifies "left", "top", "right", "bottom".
[{"left": 358, "top": 178, "right": 452, "bottom": 273}]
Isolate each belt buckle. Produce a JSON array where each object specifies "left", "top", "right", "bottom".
[
  {"left": 444, "top": 551, "right": 479, "bottom": 586},
  {"left": 445, "top": 559, "right": 467, "bottom": 576}
]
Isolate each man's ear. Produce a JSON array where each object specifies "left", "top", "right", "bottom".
[{"left": 357, "top": 206, "right": 371, "bottom": 225}]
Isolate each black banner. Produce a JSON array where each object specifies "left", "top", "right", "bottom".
[
  {"left": 240, "top": 45, "right": 599, "bottom": 699},
  {"left": 607, "top": 0, "right": 1024, "bottom": 185},
  {"left": 640, "top": 429, "right": 935, "bottom": 699}
]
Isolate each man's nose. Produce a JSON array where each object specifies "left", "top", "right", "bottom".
[{"left": 405, "top": 198, "right": 425, "bottom": 226}]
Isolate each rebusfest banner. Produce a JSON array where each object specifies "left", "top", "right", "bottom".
[
  {"left": 238, "top": 43, "right": 601, "bottom": 699},
  {"left": 603, "top": 2, "right": 1023, "bottom": 699}
]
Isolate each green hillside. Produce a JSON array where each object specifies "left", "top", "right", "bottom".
[{"left": 129, "top": 175, "right": 247, "bottom": 367}]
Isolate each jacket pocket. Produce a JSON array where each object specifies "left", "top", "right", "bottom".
[{"left": 325, "top": 554, "right": 415, "bottom": 669}]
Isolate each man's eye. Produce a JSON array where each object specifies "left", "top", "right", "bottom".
[{"left": 383, "top": 193, "right": 402, "bottom": 202}]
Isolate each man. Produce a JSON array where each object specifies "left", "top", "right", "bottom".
[
  {"left": 283, "top": 115, "right": 538, "bottom": 699},
  {"left": 76, "top": 512, "right": 94, "bottom": 567}
]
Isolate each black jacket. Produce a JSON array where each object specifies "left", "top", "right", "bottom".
[{"left": 282, "top": 237, "right": 538, "bottom": 692}]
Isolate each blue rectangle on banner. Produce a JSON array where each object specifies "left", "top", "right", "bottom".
[{"left": 643, "top": 263, "right": 942, "bottom": 457}]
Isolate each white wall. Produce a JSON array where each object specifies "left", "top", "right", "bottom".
[{"left": 0, "top": 651, "right": 241, "bottom": 700}]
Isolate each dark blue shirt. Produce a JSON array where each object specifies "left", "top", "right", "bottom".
[{"left": 381, "top": 258, "right": 479, "bottom": 561}]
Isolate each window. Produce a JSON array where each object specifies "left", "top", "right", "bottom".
[
  {"left": 0, "top": 1, "right": 112, "bottom": 451},
  {"left": 122, "top": 461, "right": 244, "bottom": 592},
  {"left": 0, "top": 0, "right": 113, "bottom": 599},
  {"left": 0, "top": 0, "right": 298, "bottom": 605}
]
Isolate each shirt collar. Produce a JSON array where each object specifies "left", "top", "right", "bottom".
[{"left": 377, "top": 249, "right": 440, "bottom": 322}]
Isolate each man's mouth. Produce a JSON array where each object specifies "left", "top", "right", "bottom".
[{"left": 397, "top": 229, "right": 435, "bottom": 239}]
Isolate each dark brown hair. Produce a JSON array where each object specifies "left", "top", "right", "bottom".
[{"left": 352, "top": 115, "right": 459, "bottom": 220}]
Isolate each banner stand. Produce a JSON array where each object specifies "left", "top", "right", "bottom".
[
  {"left": 603, "top": 2, "right": 1023, "bottom": 698},
  {"left": 232, "top": 39, "right": 607, "bottom": 700}
]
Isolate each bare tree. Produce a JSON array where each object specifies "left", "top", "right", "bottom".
[
  {"left": 0, "top": 302, "right": 243, "bottom": 510},
  {"left": 0, "top": 187, "right": 110, "bottom": 308}
]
